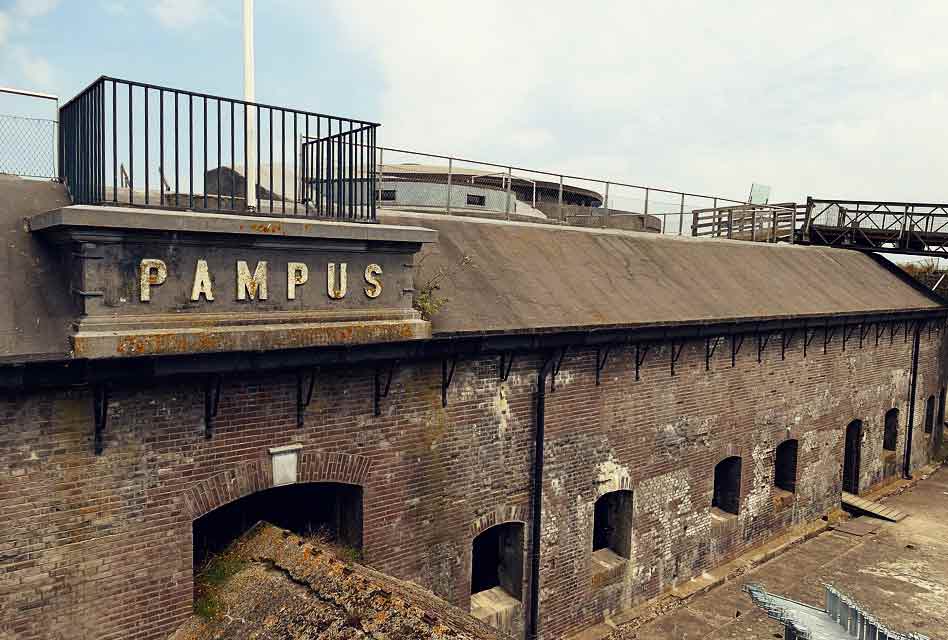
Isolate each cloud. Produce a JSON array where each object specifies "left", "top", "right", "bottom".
[
  {"left": 0, "top": 0, "right": 59, "bottom": 90},
  {"left": 150, "top": 0, "right": 211, "bottom": 30},
  {"left": 100, "top": 0, "right": 131, "bottom": 15},
  {"left": 12, "top": 47, "right": 54, "bottom": 88},
  {"left": 327, "top": 1, "right": 948, "bottom": 205},
  {"left": 13, "top": 0, "right": 59, "bottom": 18}
]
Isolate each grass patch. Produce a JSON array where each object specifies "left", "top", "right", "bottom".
[
  {"left": 193, "top": 553, "right": 248, "bottom": 620},
  {"left": 199, "top": 554, "right": 247, "bottom": 587},
  {"left": 193, "top": 594, "right": 221, "bottom": 620},
  {"left": 300, "top": 525, "right": 362, "bottom": 563}
]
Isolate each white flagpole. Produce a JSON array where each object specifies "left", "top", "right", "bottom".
[{"left": 243, "top": 0, "right": 256, "bottom": 210}]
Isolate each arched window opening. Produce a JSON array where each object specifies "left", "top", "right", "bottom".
[
  {"left": 592, "top": 490, "right": 633, "bottom": 560},
  {"left": 774, "top": 440, "right": 798, "bottom": 493},
  {"left": 843, "top": 420, "right": 862, "bottom": 494},
  {"left": 192, "top": 482, "right": 363, "bottom": 573},
  {"left": 924, "top": 395, "right": 936, "bottom": 434},
  {"left": 883, "top": 408, "right": 899, "bottom": 452},
  {"left": 471, "top": 522, "right": 524, "bottom": 602},
  {"left": 712, "top": 456, "right": 742, "bottom": 516}
]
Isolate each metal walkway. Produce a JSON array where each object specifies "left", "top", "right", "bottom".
[{"left": 691, "top": 197, "right": 948, "bottom": 258}]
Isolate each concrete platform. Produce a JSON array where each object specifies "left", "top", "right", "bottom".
[{"left": 612, "top": 464, "right": 948, "bottom": 639}]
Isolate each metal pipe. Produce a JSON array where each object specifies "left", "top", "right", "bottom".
[
  {"left": 446, "top": 157, "right": 452, "bottom": 215},
  {"left": 505, "top": 166, "right": 512, "bottom": 219},
  {"left": 903, "top": 324, "right": 920, "bottom": 479},
  {"left": 243, "top": 0, "right": 257, "bottom": 210},
  {"left": 528, "top": 354, "right": 556, "bottom": 640},
  {"left": 558, "top": 175, "right": 563, "bottom": 220}
]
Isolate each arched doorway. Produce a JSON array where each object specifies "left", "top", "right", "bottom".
[
  {"left": 842, "top": 420, "right": 862, "bottom": 494},
  {"left": 712, "top": 456, "right": 742, "bottom": 516},
  {"left": 192, "top": 482, "right": 363, "bottom": 572}
]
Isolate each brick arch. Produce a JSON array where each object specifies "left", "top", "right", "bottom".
[
  {"left": 181, "top": 450, "right": 373, "bottom": 521},
  {"left": 593, "top": 469, "right": 634, "bottom": 499},
  {"left": 713, "top": 443, "right": 745, "bottom": 464},
  {"left": 469, "top": 504, "right": 529, "bottom": 539}
]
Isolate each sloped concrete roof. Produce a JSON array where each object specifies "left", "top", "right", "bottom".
[
  {"left": 378, "top": 210, "right": 944, "bottom": 337},
  {"left": 171, "top": 523, "right": 502, "bottom": 640},
  {"left": 0, "top": 178, "right": 942, "bottom": 362}
]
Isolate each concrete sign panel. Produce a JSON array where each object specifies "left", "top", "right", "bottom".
[
  {"left": 29, "top": 206, "right": 437, "bottom": 358},
  {"left": 269, "top": 444, "right": 303, "bottom": 487}
]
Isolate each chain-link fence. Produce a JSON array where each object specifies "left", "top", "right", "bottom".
[
  {"left": 377, "top": 145, "right": 748, "bottom": 236},
  {"left": 0, "top": 113, "right": 57, "bottom": 179}
]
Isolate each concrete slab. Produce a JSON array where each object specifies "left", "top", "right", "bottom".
[
  {"left": 31, "top": 204, "right": 438, "bottom": 244},
  {"left": 833, "top": 516, "right": 883, "bottom": 536},
  {"left": 613, "top": 464, "right": 947, "bottom": 640},
  {"left": 630, "top": 607, "right": 716, "bottom": 640}
]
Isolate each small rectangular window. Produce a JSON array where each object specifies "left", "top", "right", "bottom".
[
  {"left": 380, "top": 189, "right": 396, "bottom": 202},
  {"left": 466, "top": 194, "right": 486, "bottom": 206}
]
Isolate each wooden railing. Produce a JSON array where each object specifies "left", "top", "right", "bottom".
[{"left": 691, "top": 203, "right": 807, "bottom": 243}]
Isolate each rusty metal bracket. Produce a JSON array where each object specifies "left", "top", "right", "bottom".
[
  {"left": 860, "top": 322, "right": 872, "bottom": 349},
  {"left": 296, "top": 369, "right": 317, "bottom": 428},
  {"left": 876, "top": 322, "right": 885, "bottom": 347},
  {"left": 93, "top": 385, "right": 108, "bottom": 455},
  {"left": 634, "top": 343, "right": 651, "bottom": 381},
  {"left": 670, "top": 341, "right": 684, "bottom": 377},
  {"left": 781, "top": 329, "right": 795, "bottom": 360},
  {"left": 841, "top": 323, "right": 857, "bottom": 351},
  {"left": 499, "top": 352, "right": 515, "bottom": 382},
  {"left": 204, "top": 375, "right": 222, "bottom": 439},
  {"left": 374, "top": 361, "right": 398, "bottom": 417},
  {"left": 823, "top": 324, "right": 836, "bottom": 354},
  {"left": 705, "top": 336, "right": 722, "bottom": 370},
  {"left": 730, "top": 334, "right": 745, "bottom": 367},
  {"left": 757, "top": 332, "right": 772, "bottom": 363},
  {"left": 442, "top": 356, "right": 458, "bottom": 407},
  {"left": 803, "top": 326, "right": 818, "bottom": 358},
  {"left": 595, "top": 346, "right": 611, "bottom": 386},
  {"left": 550, "top": 348, "right": 567, "bottom": 391}
]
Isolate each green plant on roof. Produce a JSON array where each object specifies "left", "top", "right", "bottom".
[{"left": 413, "top": 253, "right": 474, "bottom": 321}]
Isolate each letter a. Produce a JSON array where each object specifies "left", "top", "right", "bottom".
[{"left": 191, "top": 260, "right": 214, "bottom": 301}]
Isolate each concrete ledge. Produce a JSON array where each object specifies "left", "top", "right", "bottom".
[
  {"left": 30, "top": 204, "right": 438, "bottom": 245},
  {"left": 72, "top": 316, "right": 431, "bottom": 358}
]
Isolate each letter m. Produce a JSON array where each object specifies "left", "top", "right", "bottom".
[{"left": 236, "top": 260, "right": 268, "bottom": 300}]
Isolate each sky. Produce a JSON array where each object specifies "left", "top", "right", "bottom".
[{"left": 2, "top": 0, "right": 948, "bottom": 209}]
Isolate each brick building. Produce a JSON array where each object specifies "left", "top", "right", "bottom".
[
  {"left": 1, "top": 76, "right": 947, "bottom": 640},
  {"left": 1, "top": 172, "right": 945, "bottom": 640}
]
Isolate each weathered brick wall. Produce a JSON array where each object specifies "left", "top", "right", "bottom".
[
  {"left": 537, "top": 328, "right": 946, "bottom": 638},
  {"left": 0, "top": 329, "right": 944, "bottom": 640}
]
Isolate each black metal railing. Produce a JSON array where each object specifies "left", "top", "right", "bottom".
[
  {"left": 801, "top": 197, "right": 948, "bottom": 257},
  {"left": 59, "top": 76, "right": 378, "bottom": 221}
]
